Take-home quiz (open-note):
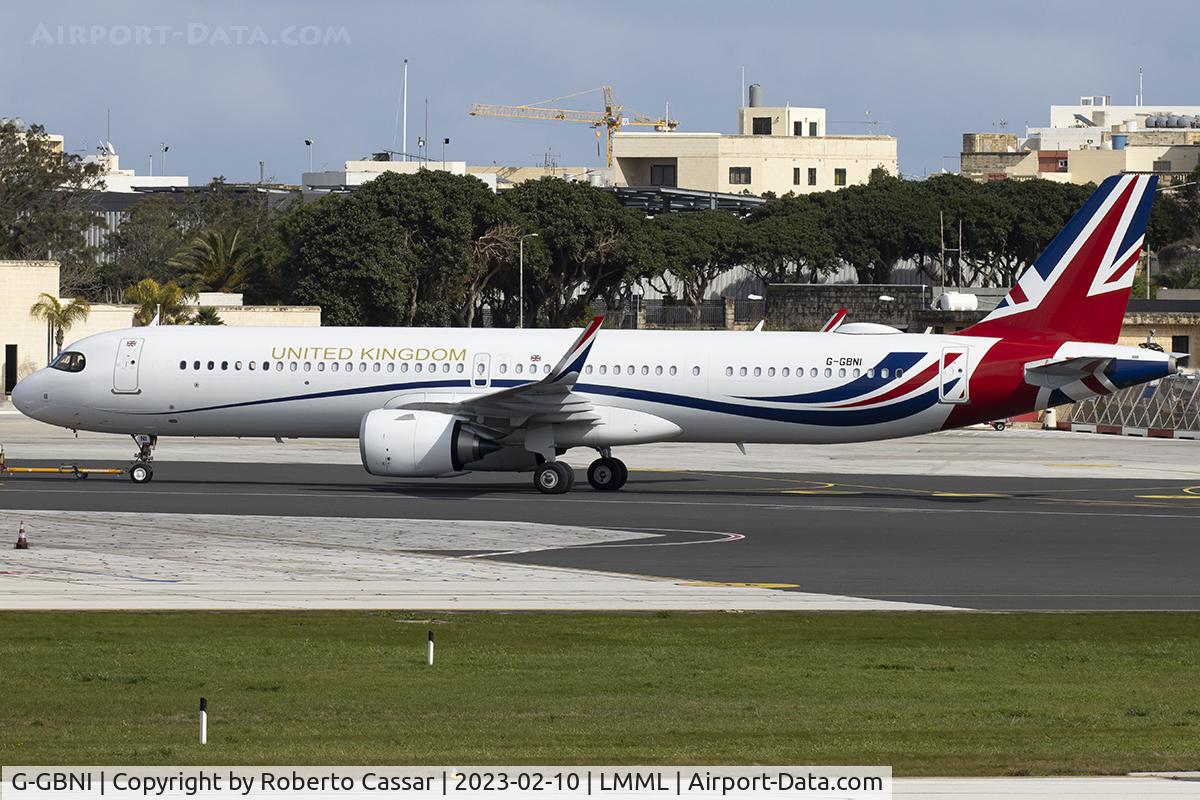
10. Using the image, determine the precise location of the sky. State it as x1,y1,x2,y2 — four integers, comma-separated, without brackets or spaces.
3,0,1198,185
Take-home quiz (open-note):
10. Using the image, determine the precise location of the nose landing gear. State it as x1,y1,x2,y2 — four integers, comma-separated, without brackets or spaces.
129,434,156,484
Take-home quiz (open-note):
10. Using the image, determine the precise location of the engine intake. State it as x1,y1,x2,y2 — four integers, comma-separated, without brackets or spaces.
360,409,501,477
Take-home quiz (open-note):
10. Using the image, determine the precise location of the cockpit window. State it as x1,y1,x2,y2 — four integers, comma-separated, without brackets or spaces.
50,351,86,373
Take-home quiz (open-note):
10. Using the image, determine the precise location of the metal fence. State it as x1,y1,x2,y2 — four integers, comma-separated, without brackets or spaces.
1067,372,1200,433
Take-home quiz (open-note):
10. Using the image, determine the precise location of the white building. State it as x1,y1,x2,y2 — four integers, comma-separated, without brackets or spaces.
962,95,1200,184
83,147,189,193
303,160,497,192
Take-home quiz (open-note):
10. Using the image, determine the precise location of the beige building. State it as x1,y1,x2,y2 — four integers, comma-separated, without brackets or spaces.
1,260,320,397
961,95,1200,184
612,85,898,196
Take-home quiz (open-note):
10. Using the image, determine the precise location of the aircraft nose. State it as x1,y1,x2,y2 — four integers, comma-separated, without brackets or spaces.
10,372,44,418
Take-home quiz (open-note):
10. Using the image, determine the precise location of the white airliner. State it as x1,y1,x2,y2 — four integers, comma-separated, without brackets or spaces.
11,174,1176,493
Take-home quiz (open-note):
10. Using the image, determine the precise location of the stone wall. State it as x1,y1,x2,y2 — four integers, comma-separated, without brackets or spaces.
765,284,932,331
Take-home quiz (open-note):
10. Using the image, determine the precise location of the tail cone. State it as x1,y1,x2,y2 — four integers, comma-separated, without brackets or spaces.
15,521,28,550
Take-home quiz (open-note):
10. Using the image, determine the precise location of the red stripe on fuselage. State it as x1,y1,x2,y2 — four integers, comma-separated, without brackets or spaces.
834,361,939,408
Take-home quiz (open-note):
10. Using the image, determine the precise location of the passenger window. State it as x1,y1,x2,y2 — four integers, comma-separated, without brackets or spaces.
627,365,634,375
249,361,256,371
194,360,201,370
725,367,733,376
179,360,186,370
768,367,776,377
585,365,593,375
852,368,860,377
753,367,762,377
318,362,326,372
455,363,463,373
810,367,818,378
359,362,367,372
896,368,904,378
207,361,215,370
426,362,435,373
655,365,663,376
881,368,890,379
476,363,486,375
824,367,832,377
221,361,229,370
544,364,551,374
387,363,395,373
782,367,790,377
276,361,284,371
415,363,423,373
867,369,874,378
262,361,270,371
371,363,379,373
515,363,524,374
400,363,409,373
235,361,242,371
614,365,621,375
331,362,340,372
739,367,747,377
642,365,650,375
304,362,312,372
344,362,353,372
442,363,450,373
498,363,507,374
599,365,608,375
838,368,846,378
290,362,298,372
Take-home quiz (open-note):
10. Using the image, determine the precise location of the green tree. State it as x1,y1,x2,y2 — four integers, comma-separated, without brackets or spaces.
743,194,836,284
501,178,642,327
28,293,90,356
168,227,254,293
650,211,747,323
0,122,104,296
101,194,187,295
190,306,225,325
276,190,414,326
825,169,938,284
124,279,194,326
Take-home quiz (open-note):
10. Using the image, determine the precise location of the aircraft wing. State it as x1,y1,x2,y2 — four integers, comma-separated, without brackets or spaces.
394,316,605,429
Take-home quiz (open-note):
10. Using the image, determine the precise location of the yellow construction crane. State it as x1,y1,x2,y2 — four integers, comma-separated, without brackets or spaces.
469,85,678,168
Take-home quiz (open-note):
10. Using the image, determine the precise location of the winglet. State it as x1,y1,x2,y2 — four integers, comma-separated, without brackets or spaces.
821,308,848,332
548,316,604,384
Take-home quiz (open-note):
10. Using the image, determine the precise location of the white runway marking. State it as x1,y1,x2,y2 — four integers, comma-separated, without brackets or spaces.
0,510,959,611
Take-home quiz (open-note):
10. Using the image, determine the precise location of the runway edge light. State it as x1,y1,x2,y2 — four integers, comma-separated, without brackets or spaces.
15,520,28,550
427,630,434,666
200,697,207,745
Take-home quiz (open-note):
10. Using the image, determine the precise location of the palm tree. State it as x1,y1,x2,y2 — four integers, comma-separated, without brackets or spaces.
29,293,90,357
123,279,194,326
168,227,254,293
190,306,224,325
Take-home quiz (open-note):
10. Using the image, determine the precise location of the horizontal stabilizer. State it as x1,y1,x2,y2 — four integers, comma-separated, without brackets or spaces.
1024,356,1112,389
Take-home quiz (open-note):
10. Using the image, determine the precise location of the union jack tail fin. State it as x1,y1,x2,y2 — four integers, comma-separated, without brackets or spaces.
959,174,1157,344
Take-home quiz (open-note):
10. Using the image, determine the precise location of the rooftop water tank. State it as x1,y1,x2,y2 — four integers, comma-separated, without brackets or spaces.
1112,133,1128,150
748,83,763,108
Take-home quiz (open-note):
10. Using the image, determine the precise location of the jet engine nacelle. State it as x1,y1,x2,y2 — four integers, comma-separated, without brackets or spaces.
360,409,501,477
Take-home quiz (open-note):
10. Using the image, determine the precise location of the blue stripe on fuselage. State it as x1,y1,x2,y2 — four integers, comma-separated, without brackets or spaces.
735,352,925,404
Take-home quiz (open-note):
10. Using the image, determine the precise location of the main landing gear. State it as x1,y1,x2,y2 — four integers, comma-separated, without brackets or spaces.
531,449,628,494
128,434,156,484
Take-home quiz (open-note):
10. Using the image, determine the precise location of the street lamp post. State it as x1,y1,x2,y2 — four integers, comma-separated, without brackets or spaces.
304,139,313,172
518,233,539,328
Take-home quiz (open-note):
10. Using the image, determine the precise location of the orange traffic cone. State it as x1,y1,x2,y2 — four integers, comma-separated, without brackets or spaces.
14,521,28,550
